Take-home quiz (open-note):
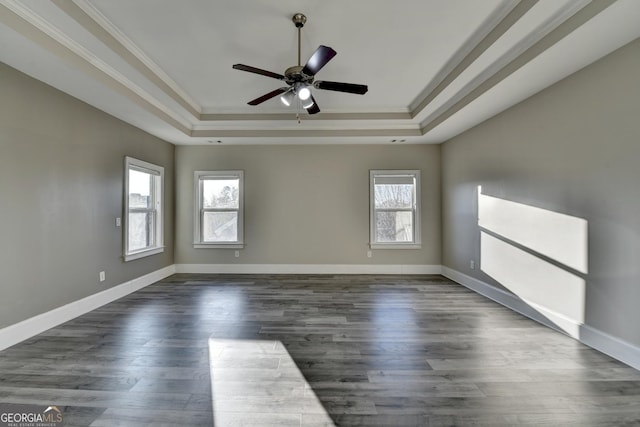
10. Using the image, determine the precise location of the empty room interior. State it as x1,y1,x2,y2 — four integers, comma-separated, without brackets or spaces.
1,0,640,426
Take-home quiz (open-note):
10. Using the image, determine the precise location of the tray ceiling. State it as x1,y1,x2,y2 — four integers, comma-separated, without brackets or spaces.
1,0,639,145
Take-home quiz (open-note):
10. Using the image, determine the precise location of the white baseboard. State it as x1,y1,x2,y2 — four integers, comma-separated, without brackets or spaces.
0,265,175,351
442,266,640,371
578,324,640,371
175,263,442,275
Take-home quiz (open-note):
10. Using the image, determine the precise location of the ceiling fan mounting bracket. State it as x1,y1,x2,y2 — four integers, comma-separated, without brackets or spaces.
292,13,307,28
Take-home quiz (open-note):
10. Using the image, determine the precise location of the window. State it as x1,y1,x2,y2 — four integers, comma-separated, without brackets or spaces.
194,171,244,248
124,157,164,261
370,170,421,249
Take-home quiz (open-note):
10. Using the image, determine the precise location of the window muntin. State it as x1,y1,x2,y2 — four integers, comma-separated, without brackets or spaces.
370,170,421,249
124,157,164,261
194,171,244,248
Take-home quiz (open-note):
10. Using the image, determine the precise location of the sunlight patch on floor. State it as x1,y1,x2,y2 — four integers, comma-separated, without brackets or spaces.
209,338,335,427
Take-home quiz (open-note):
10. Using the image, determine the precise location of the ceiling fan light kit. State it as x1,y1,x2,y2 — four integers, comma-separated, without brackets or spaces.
280,89,295,106
297,85,311,101
232,13,368,119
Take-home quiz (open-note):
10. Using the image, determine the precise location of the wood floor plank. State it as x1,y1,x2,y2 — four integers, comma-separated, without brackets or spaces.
0,273,638,426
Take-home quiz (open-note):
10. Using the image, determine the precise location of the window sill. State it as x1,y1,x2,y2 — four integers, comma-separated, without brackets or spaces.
124,246,164,262
370,243,422,250
194,243,244,249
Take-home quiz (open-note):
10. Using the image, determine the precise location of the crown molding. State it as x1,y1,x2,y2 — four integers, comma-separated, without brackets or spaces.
55,0,201,117
409,0,534,116
190,127,422,139
0,0,192,134
420,0,610,133
199,111,412,122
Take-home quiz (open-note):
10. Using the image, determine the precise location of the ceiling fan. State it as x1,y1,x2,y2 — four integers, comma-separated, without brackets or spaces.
232,13,368,115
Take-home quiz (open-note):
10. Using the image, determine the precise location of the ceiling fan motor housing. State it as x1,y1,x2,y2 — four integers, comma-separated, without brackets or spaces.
284,65,314,85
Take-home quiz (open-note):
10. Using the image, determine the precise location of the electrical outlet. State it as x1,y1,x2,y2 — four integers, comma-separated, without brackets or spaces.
470,260,475,270
99,271,106,282
115,217,121,227
234,250,240,258
367,250,372,258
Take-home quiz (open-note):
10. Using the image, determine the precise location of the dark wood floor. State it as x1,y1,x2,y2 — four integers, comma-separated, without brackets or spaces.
1,274,639,426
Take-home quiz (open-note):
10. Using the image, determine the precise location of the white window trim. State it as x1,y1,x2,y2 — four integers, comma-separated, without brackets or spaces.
123,157,165,262
369,169,421,250
194,170,244,249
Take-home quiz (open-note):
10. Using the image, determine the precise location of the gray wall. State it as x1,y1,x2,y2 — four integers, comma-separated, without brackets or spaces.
0,62,175,328
175,144,441,266
441,38,640,346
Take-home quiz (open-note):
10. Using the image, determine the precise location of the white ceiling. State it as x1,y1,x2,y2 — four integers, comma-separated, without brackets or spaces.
1,0,639,145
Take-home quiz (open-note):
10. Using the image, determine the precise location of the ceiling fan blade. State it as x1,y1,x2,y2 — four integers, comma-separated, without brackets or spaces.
315,80,368,95
247,88,287,105
301,45,336,76
233,64,285,80
306,95,320,115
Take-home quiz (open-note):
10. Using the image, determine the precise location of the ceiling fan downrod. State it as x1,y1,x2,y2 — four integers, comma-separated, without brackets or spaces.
292,13,307,67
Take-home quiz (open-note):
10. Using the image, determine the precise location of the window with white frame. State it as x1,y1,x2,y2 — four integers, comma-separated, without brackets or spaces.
370,170,421,249
194,170,244,248
124,157,164,261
